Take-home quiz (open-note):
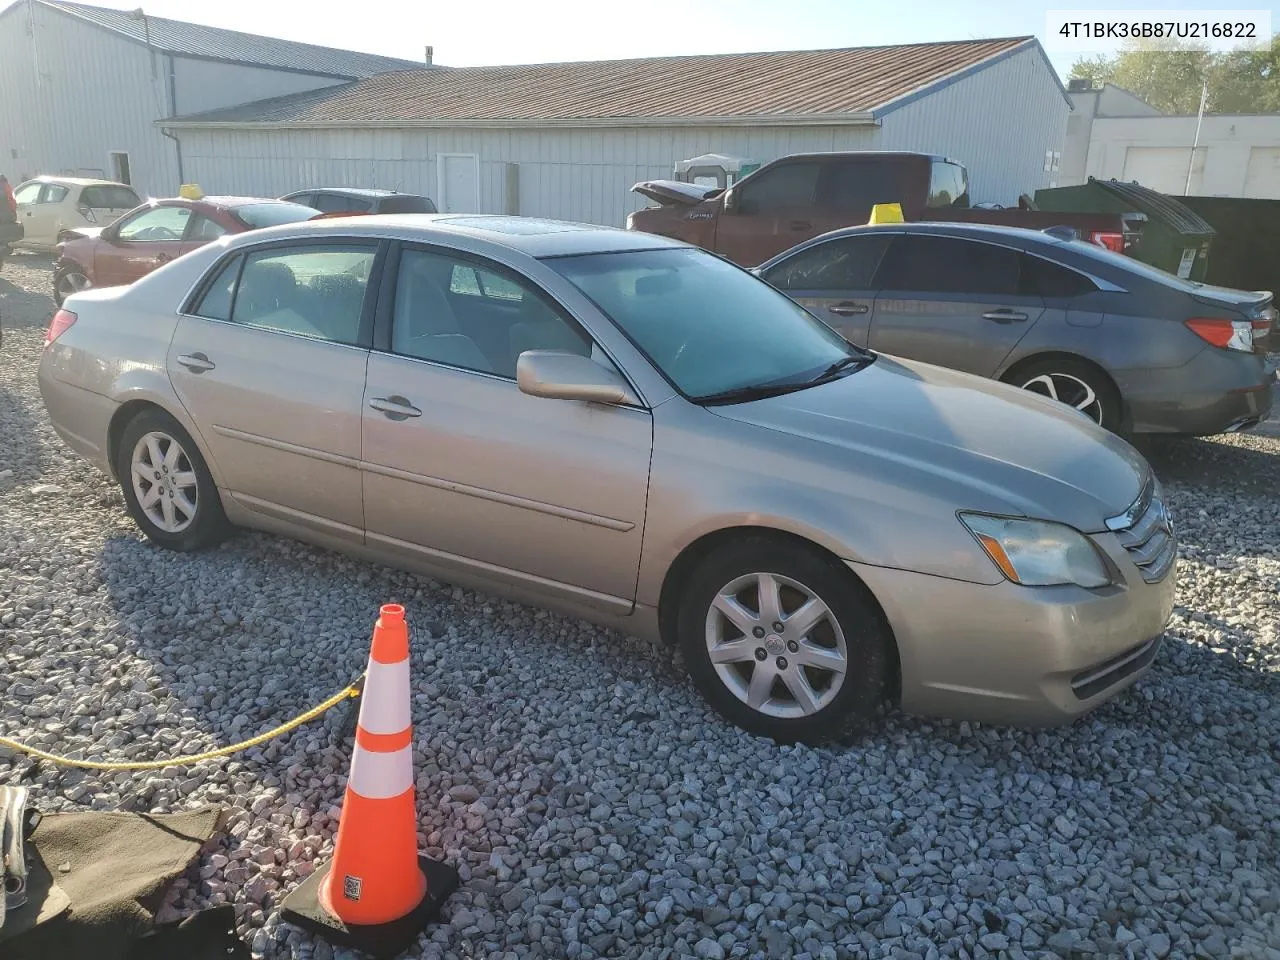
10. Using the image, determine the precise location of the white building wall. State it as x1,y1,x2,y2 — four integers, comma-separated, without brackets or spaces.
1084,115,1280,198
876,44,1069,205
171,57,349,117
177,124,882,226
0,1,177,194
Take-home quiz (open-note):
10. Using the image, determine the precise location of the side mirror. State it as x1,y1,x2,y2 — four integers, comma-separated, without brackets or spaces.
516,350,639,406
101,224,120,243
722,187,738,214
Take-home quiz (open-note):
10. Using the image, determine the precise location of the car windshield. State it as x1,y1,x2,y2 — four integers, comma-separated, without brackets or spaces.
546,247,861,402
233,202,322,229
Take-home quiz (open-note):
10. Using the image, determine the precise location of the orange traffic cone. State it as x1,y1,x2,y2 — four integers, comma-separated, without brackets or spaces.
282,604,459,958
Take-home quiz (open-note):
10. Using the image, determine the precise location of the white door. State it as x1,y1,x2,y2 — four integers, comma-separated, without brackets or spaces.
1244,148,1280,199
437,154,479,213
1122,146,1205,195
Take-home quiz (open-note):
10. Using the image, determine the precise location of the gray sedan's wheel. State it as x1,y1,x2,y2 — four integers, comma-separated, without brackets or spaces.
1009,357,1121,432
678,536,891,744
53,267,91,307
115,408,230,552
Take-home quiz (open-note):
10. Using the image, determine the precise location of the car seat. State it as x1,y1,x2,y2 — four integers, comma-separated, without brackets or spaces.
237,261,296,323
395,260,493,373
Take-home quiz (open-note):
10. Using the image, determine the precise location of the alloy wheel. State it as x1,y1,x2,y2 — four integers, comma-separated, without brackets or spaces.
55,271,91,302
704,572,848,719
1021,372,1103,423
130,431,199,534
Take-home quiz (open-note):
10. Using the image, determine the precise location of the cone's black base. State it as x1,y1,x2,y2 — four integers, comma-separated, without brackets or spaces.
281,856,460,959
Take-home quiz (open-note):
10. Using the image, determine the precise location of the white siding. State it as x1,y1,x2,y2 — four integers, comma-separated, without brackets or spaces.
1085,115,1280,198
0,1,178,194
171,57,348,116
877,45,1069,205
180,124,882,227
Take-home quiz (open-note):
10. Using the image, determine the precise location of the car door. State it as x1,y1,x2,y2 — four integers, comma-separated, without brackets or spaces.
12,182,43,245
94,205,197,287
361,244,653,612
868,234,1045,376
20,182,69,246
758,233,892,347
167,240,380,540
714,160,822,267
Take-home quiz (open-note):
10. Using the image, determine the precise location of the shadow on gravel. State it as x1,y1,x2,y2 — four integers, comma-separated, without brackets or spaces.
1135,436,1279,494
0,254,55,336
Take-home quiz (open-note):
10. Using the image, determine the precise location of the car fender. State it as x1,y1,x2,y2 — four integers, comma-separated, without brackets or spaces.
105,375,229,488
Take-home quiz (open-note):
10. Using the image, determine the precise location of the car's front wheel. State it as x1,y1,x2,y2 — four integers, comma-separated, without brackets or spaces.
53,265,92,307
115,408,230,551
677,535,891,744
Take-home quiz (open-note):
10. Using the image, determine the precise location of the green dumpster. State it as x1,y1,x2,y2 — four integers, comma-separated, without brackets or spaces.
1034,178,1215,282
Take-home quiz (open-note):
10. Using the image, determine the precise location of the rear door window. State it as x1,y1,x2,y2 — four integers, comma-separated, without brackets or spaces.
312,193,373,213
763,235,890,291
377,194,438,214
38,184,70,204
875,235,1020,296
1018,254,1097,298
81,185,141,209
187,214,229,242
821,160,913,215
228,243,377,345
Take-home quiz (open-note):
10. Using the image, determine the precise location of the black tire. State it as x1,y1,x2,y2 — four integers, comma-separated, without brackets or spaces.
52,264,91,308
1004,356,1123,433
677,535,891,744
115,408,230,552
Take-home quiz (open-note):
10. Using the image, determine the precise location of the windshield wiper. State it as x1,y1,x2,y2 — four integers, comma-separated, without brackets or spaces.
808,353,874,384
694,380,816,406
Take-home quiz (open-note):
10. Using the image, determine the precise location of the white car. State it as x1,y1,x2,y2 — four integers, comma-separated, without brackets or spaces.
12,177,142,250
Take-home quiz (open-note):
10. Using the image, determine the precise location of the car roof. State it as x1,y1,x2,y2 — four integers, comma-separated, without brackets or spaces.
24,176,135,188
813,221,1069,246
219,213,687,258
299,188,418,199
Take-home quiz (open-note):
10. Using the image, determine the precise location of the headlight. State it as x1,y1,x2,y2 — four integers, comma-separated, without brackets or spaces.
959,514,1111,588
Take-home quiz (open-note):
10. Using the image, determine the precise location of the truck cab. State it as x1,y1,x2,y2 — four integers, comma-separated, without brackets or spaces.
629,152,969,266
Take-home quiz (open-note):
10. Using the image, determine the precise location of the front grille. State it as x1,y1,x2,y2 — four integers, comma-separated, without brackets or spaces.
1107,477,1177,584
1071,636,1163,700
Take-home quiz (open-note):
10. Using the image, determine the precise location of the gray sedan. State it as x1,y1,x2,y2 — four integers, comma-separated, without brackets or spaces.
39,215,1174,742
756,222,1275,436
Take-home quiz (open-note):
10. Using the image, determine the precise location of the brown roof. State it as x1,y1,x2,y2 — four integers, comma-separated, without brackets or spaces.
166,36,1038,127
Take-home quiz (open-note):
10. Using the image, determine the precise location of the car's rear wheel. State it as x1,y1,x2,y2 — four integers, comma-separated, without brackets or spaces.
1007,357,1121,432
677,536,891,744
53,265,92,307
115,409,230,552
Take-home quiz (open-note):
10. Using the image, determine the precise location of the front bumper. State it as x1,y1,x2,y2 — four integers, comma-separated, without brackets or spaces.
849,534,1176,726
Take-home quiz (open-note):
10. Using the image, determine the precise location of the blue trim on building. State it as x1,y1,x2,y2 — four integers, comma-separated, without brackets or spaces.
873,40,1072,120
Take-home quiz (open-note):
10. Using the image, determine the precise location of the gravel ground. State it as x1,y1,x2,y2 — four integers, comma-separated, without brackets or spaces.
2,249,1280,960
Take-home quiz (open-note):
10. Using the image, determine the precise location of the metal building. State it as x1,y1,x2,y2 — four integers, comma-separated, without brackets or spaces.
163,36,1071,226
0,0,418,195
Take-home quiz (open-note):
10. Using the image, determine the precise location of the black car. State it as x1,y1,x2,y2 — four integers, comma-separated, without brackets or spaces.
278,188,437,216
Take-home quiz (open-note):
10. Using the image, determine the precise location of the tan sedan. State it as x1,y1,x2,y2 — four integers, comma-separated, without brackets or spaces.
38,215,1176,742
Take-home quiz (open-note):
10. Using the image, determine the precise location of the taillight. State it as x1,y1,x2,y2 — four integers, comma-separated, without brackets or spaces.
45,309,78,346
77,204,97,224
1185,317,1254,353
1089,231,1124,253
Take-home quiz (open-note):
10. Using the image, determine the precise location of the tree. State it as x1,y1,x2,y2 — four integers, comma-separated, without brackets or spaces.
1070,35,1280,113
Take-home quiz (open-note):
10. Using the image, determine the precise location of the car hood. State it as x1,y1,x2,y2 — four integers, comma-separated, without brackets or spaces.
631,180,722,206
709,355,1150,533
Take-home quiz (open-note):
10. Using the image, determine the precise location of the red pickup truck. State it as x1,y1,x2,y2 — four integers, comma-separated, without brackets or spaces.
627,152,1145,267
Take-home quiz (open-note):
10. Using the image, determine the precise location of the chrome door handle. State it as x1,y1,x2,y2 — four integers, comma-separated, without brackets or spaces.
982,310,1028,323
828,301,869,317
369,396,422,419
176,352,216,373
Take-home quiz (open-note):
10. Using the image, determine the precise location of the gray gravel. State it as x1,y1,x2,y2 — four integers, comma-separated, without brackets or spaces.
3,250,1280,960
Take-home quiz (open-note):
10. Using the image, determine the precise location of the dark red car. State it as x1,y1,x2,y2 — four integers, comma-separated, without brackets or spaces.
53,196,321,306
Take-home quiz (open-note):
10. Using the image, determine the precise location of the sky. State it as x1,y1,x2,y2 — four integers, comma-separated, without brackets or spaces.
68,0,1280,77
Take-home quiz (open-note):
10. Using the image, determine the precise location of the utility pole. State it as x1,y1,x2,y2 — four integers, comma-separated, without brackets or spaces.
1184,79,1208,196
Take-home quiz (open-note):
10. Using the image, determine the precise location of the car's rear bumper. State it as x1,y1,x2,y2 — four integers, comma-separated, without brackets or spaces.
37,359,117,475
849,536,1176,726
1121,351,1275,436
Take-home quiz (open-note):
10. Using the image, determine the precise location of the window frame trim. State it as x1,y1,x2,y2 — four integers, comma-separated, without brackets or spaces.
373,240,650,409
